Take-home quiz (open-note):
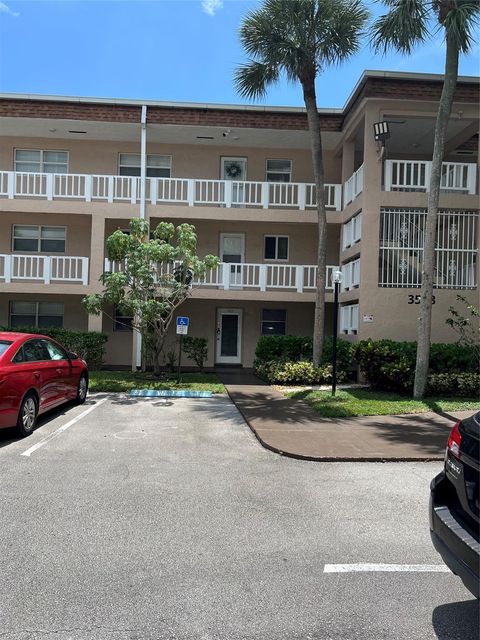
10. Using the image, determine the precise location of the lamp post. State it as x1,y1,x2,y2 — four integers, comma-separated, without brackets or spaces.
332,269,343,396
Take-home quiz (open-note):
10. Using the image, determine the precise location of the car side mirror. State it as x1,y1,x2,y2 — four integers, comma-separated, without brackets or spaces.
67,351,78,360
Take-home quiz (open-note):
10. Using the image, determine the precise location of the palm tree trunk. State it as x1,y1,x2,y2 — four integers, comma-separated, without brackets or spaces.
302,77,327,366
413,33,459,398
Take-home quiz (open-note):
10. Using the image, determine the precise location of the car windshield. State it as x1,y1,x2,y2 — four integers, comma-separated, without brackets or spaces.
0,340,13,356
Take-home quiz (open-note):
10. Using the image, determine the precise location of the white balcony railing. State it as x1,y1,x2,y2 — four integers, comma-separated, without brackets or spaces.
343,164,364,207
0,171,343,211
0,254,89,284
384,160,477,194
104,259,338,293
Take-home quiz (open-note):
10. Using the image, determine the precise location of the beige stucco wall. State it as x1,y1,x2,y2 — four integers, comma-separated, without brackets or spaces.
0,137,342,185
0,293,88,331
0,211,91,257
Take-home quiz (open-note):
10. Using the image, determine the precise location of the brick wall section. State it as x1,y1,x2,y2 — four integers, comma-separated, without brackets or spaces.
0,77,478,131
0,99,342,131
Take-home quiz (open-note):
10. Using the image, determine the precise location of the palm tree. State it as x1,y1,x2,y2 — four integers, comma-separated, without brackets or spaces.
371,0,479,398
235,0,369,365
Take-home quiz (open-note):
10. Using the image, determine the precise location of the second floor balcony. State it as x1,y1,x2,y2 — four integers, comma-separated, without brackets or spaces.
105,259,338,293
0,171,342,212
0,254,89,285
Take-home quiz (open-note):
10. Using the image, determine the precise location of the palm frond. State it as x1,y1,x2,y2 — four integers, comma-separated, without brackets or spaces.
437,0,480,54
234,61,280,100
370,0,430,54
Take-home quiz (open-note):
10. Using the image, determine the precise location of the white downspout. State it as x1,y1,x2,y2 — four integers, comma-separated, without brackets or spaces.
134,105,148,370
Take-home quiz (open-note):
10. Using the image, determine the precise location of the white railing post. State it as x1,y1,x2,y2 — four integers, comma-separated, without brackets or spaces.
43,256,51,284
259,264,267,291
130,178,137,204
82,257,89,285
334,185,342,211
295,265,303,293
424,162,432,192
261,182,269,209
7,172,14,199
108,176,114,203
466,164,476,195
4,255,11,282
298,183,306,210
222,263,230,290
187,179,195,206
46,174,54,201
150,179,158,205
224,181,233,208
85,175,92,202
384,160,392,192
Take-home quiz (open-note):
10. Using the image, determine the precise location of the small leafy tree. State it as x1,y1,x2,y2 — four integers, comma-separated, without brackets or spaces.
83,218,219,374
446,294,480,367
183,336,209,370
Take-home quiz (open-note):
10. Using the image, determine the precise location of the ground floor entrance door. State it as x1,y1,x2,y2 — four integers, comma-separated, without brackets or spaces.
216,308,242,365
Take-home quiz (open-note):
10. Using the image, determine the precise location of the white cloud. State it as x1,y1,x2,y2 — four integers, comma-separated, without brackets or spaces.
202,0,223,16
0,2,19,17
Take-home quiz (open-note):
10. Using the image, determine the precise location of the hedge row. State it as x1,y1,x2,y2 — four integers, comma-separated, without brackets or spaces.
255,361,341,385
354,339,478,394
1,326,107,369
254,335,353,376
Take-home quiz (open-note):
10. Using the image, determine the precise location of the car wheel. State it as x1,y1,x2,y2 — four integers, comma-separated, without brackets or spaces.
75,374,88,404
16,393,38,438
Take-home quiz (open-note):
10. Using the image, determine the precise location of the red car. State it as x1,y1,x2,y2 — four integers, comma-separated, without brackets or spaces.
0,332,88,437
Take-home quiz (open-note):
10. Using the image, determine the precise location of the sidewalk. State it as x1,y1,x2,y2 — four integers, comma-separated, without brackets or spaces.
218,370,476,461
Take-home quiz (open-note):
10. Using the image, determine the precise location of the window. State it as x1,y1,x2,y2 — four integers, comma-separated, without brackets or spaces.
12,226,66,253
340,304,358,335
14,149,68,174
0,340,12,357
379,208,478,289
10,301,64,328
42,339,67,361
261,309,286,335
266,159,292,183
119,154,171,178
114,306,133,332
343,213,362,249
342,258,361,291
264,236,289,260
13,339,50,363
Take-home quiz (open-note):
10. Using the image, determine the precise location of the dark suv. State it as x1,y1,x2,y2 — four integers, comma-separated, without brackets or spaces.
430,412,480,598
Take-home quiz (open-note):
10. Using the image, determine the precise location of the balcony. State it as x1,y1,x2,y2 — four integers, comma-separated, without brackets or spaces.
105,259,338,293
384,160,477,194
343,164,364,207
0,254,89,285
0,171,342,212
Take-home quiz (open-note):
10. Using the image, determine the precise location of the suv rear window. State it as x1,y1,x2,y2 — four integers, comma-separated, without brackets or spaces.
0,340,13,356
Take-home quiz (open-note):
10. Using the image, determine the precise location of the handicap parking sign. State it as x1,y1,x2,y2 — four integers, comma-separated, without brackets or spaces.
176,316,189,335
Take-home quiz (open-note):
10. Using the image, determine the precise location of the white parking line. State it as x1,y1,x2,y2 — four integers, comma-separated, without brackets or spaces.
20,397,109,457
324,563,450,573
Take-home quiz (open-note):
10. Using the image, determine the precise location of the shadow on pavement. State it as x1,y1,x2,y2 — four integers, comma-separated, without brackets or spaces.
432,599,479,639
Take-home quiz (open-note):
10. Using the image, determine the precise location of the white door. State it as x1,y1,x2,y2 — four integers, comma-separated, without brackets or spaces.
220,233,245,288
216,308,242,365
221,157,247,205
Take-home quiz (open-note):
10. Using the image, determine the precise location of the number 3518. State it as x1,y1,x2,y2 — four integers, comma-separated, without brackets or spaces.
408,295,436,305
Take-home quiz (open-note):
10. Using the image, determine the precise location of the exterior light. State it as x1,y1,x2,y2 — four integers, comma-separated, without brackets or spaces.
333,270,343,284
373,121,390,142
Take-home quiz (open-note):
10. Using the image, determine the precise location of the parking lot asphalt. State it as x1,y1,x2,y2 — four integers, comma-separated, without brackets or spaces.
0,394,478,640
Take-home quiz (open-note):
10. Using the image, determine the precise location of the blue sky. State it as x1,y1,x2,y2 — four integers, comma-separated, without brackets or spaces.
0,1,478,108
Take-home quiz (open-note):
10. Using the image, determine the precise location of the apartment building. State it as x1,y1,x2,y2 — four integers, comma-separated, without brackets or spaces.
0,70,478,369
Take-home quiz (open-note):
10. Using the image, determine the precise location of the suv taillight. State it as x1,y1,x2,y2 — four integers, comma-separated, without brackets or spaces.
447,420,462,458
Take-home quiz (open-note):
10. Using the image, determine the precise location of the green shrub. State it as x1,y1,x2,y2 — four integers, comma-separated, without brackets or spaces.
355,339,478,393
182,336,208,370
427,373,480,397
255,360,343,385
254,335,353,378
1,326,107,369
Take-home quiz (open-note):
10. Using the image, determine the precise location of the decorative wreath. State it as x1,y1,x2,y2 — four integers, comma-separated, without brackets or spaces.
225,162,242,179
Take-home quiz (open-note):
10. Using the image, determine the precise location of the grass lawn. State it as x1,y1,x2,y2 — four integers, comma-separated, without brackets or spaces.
286,388,479,418
88,370,225,394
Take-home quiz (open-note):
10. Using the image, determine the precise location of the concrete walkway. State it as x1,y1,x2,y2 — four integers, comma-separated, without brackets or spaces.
218,370,476,461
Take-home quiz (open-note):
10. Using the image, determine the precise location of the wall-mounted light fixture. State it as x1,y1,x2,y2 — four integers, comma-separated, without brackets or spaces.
373,121,390,144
